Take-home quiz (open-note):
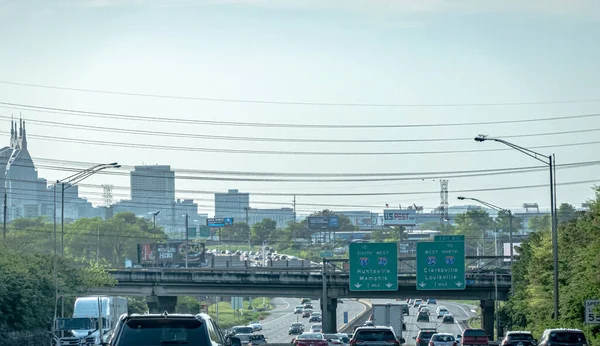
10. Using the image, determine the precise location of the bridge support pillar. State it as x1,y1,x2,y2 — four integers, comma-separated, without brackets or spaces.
480,300,495,339
321,298,338,333
147,296,178,314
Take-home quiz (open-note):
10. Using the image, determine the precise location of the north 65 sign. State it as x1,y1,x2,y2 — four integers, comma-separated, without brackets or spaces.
383,209,417,226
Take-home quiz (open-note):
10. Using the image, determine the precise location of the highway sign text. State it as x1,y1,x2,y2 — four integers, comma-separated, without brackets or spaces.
349,242,398,291
416,241,465,290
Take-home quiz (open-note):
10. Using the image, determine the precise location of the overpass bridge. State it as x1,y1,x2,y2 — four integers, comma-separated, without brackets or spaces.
91,265,511,336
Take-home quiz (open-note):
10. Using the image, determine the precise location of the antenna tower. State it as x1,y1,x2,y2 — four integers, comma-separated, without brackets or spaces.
102,184,114,219
439,179,449,222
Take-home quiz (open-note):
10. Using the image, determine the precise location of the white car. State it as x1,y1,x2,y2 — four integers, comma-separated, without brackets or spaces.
430,333,457,346
248,321,263,331
311,324,323,333
436,307,449,318
418,306,431,315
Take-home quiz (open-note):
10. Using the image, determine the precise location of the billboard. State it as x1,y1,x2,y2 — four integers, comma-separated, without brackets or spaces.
138,242,206,265
308,216,340,230
207,218,234,227
353,216,378,227
383,209,417,226
503,242,521,262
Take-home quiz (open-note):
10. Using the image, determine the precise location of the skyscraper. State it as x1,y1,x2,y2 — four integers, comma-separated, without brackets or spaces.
130,165,175,204
214,189,249,221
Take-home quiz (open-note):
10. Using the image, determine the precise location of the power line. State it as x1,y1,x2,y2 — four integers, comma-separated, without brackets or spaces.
27,155,600,178
3,115,600,144
2,101,600,128
2,80,600,107
7,130,600,156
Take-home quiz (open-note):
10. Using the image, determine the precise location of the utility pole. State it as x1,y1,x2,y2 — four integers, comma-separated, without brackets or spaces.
96,225,100,263
185,213,189,269
3,190,6,239
61,182,65,256
245,207,250,248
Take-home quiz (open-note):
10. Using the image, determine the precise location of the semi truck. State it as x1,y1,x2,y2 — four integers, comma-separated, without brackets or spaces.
371,303,406,342
55,296,127,346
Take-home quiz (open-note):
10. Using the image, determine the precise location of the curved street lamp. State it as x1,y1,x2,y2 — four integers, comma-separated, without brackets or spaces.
474,135,558,320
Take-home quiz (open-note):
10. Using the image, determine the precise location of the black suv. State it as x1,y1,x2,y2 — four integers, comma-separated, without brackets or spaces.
502,331,537,346
414,329,437,346
107,312,227,346
539,329,588,346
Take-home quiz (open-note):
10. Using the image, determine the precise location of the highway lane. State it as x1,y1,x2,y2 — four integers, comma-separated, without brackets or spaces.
260,298,368,343
367,299,477,346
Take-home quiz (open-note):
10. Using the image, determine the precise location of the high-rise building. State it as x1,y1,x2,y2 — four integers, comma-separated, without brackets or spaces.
214,189,249,221
131,165,175,203
0,118,98,222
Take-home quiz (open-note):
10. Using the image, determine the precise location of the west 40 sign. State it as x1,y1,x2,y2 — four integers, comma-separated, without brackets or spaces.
349,242,398,291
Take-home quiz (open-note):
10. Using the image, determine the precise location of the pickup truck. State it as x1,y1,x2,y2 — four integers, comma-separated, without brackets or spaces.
460,329,489,346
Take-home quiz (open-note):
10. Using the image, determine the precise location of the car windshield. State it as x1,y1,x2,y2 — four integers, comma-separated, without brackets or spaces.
299,333,324,339
355,330,396,341
325,334,340,339
234,327,255,334
250,335,265,340
419,332,436,339
120,319,203,345
549,332,586,343
433,335,455,342
508,334,533,341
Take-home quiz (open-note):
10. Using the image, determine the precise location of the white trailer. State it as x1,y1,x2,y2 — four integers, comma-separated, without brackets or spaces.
58,296,127,346
372,303,405,341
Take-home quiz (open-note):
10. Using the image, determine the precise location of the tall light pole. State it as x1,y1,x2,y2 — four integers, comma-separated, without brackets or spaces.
150,211,161,267
457,197,514,265
184,213,190,269
244,207,251,248
51,162,119,319
58,162,120,255
475,135,558,320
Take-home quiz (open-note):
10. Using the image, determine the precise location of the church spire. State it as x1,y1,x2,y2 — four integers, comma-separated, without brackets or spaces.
22,120,27,149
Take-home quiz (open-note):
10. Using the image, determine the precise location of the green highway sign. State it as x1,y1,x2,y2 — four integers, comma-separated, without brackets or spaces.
199,226,210,238
187,227,197,238
416,241,465,290
320,250,333,258
434,235,465,241
349,242,398,291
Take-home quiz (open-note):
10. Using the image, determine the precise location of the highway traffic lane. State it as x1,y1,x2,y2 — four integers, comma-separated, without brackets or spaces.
261,298,367,344
365,299,470,346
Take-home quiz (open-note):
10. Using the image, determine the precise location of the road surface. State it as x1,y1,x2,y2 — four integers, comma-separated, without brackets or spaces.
368,299,478,346
261,298,368,343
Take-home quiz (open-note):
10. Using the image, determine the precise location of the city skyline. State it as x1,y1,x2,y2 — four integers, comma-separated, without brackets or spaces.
1,0,599,216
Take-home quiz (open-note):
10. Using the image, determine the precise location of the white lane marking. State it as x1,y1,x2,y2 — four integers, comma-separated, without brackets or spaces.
262,298,293,325
455,304,472,318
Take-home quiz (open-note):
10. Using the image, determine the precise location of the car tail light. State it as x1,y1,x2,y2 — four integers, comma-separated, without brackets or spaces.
429,342,434,346
453,342,457,346
416,339,422,344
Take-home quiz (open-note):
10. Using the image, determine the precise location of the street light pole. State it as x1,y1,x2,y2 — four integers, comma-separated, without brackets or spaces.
475,135,558,320
58,163,120,257
185,213,189,269
245,207,250,248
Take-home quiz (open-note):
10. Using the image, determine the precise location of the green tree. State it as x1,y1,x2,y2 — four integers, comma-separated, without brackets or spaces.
454,209,494,239
252,218,277,243
528,214,551,233
499,186,600,343
557,203,578,224
221,222,250,242
494,210,522,234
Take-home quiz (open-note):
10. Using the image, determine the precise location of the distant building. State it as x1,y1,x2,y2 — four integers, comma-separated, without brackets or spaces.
214,189,249,221
336,211,378,229
131,165,175,204
0,119,100,222
247,208,294,228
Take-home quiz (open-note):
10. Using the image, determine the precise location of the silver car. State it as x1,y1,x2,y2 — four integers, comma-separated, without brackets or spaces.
430,333,456,346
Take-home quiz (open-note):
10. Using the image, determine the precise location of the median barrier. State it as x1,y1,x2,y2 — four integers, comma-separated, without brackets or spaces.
338,299,373,334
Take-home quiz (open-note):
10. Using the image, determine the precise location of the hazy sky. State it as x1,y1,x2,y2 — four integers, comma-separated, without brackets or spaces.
1,0,599,215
